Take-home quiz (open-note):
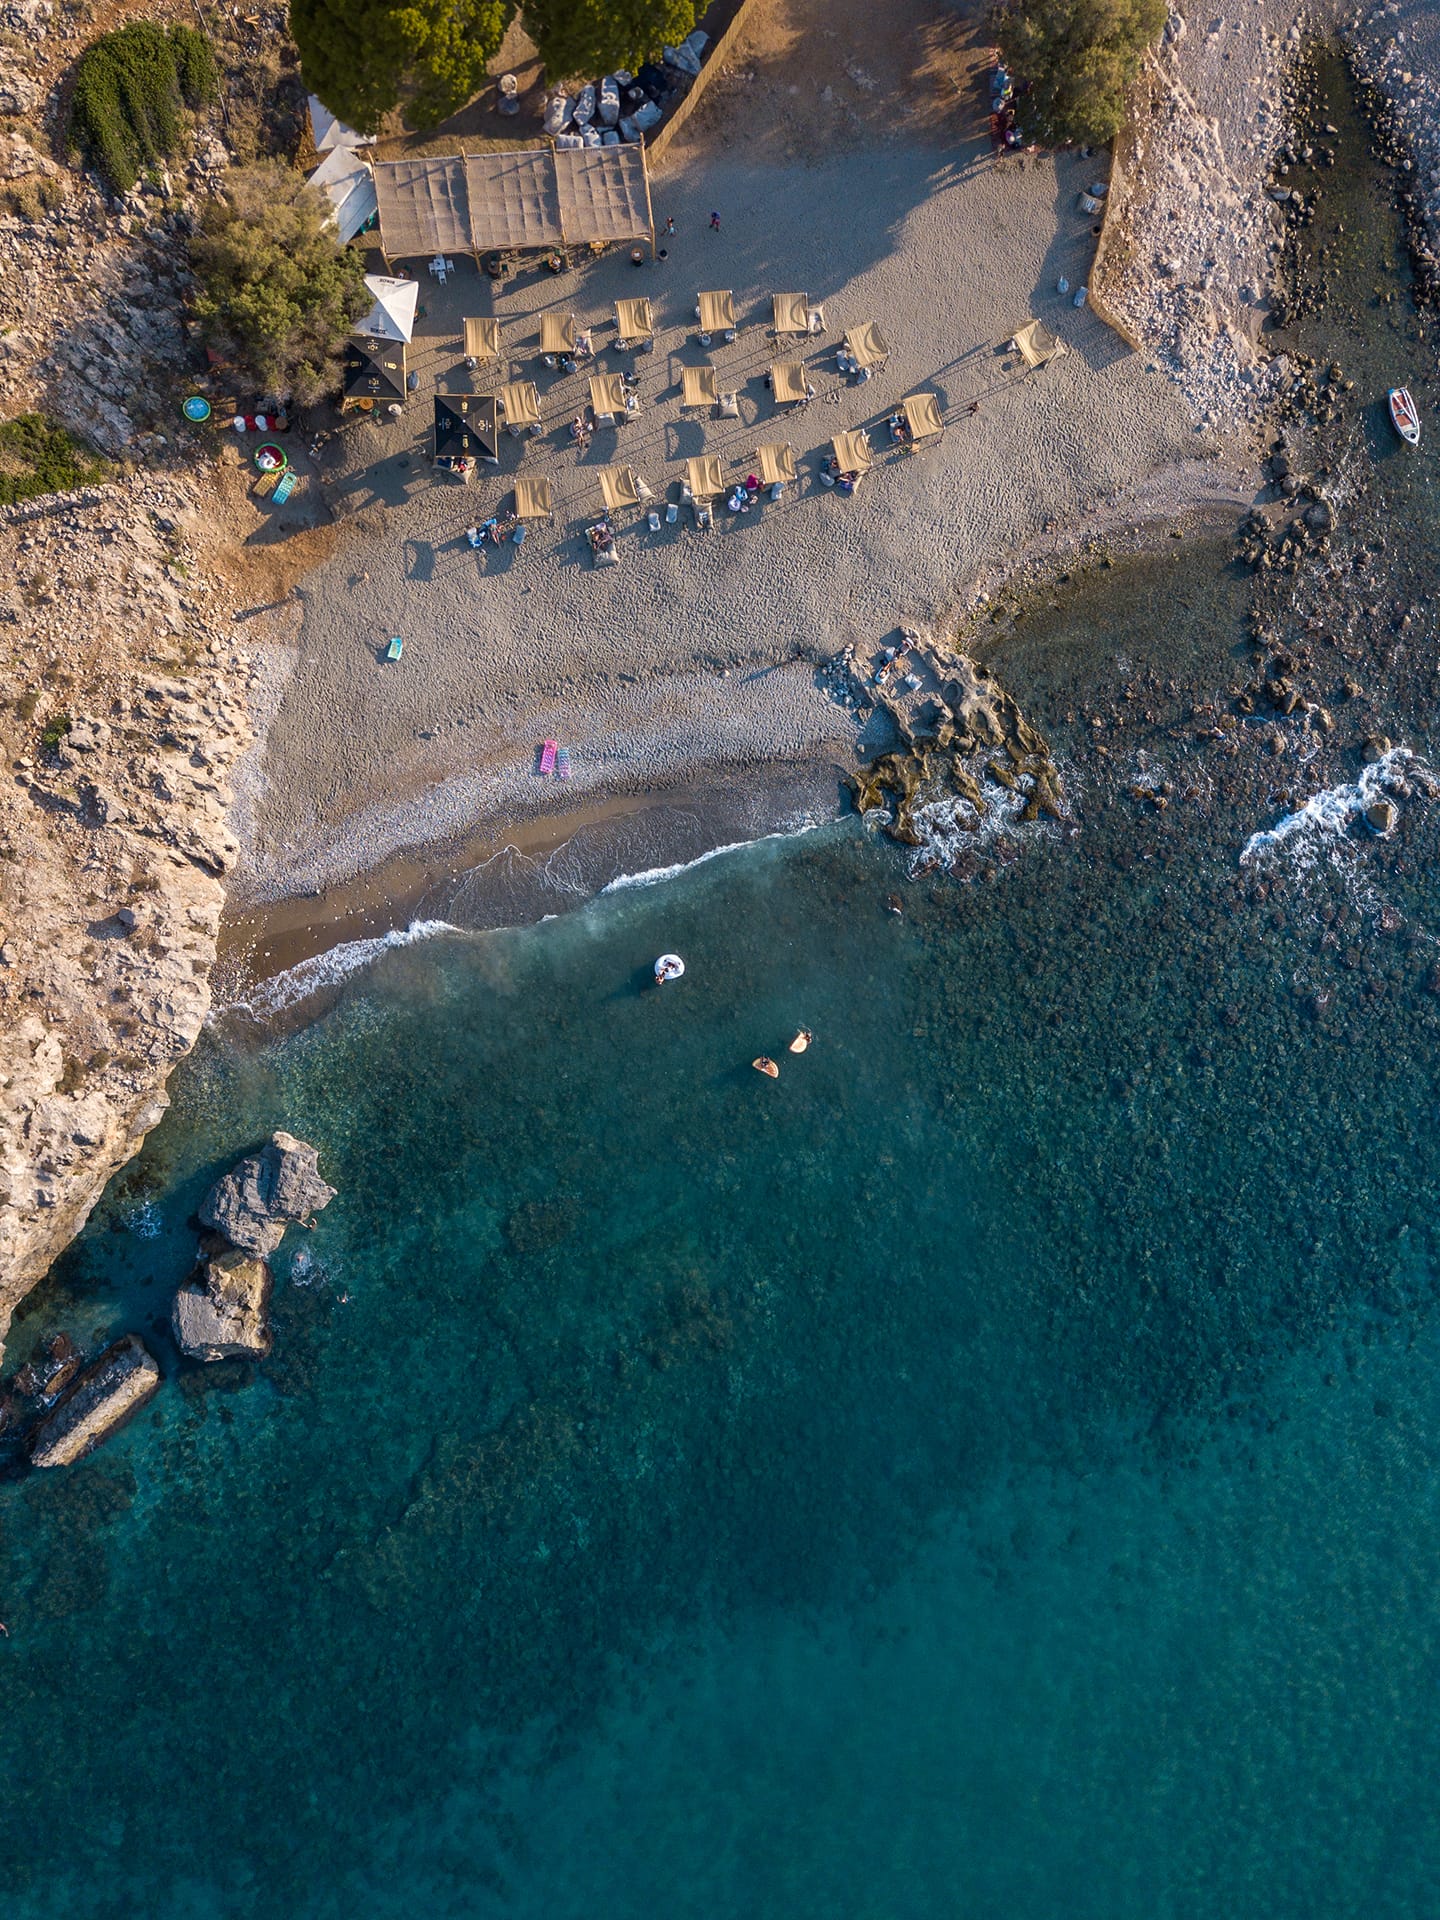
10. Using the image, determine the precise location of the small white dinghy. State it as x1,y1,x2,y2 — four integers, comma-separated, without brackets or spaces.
654,953,685,984
1388,386,1420,445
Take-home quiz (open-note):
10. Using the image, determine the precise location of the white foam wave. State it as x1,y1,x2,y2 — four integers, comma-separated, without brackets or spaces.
906,765,1068,875
600,818,826,894
223,919,459,1022
1240,749,1417,867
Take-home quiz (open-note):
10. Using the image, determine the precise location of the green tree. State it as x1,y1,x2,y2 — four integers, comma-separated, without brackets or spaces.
189,166,371,403
67,22,217,194
524,0,697,81
290,0,516,133
991,0,1165,146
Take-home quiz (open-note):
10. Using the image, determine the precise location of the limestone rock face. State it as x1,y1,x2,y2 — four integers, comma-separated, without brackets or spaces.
199,1132,336,1257
173,1248,273,1361
29,1333,161,1468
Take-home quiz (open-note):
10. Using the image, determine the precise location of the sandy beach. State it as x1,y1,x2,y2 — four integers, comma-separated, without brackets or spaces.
234,28,1224,919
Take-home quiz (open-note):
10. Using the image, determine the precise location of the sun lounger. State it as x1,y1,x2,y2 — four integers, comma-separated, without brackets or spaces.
556,747,571,778
513,523,527,545
665,501,679,524
647,509,661,531
386,636,403,660
539,739,557,774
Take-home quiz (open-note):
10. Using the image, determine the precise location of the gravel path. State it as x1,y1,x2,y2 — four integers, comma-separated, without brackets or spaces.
238,137,1204,904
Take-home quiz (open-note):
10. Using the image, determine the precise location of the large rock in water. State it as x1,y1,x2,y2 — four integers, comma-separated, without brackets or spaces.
29,1334,161,1468
172,1248,273,1361
198,1131,336,1257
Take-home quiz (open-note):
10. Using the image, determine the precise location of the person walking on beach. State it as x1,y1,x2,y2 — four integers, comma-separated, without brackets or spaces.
664,216,675,236
709,210,721,231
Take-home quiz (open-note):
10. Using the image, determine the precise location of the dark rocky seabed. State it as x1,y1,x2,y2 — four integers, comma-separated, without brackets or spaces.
5,51,1440,1919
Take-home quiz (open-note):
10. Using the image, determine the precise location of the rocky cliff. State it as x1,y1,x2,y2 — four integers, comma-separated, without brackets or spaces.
0,468,269,1357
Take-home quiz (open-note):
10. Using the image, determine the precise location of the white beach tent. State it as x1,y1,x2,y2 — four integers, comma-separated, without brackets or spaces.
307,146,378,246
354,274,420,346
309,94,377,152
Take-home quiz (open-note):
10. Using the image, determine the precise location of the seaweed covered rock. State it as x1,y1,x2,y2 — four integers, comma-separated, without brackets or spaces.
29,1334,160,1468
199,1131,335,1258
173,1248,274,1361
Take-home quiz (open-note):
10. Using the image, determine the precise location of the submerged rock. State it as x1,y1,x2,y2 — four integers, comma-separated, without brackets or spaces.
173,1248,274,1361
199,1131,336,1257
29,1334,160,1468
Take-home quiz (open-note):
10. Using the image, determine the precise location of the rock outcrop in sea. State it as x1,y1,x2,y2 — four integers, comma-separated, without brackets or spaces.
173,1248,274,1361
198,1131,336,1258
28,1332,160,1468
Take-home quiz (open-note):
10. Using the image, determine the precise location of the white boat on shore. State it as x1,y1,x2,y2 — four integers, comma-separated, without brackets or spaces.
1388,386,1420,445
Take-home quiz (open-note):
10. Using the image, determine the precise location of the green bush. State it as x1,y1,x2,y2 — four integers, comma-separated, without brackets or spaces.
68,22,217,194
0,414,108,508
991,0,1166,146
40,712,72,751
190,165,371,403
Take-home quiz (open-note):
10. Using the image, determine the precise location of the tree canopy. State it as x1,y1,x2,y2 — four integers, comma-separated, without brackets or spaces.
189,166,371,403
67,22,217,194
522,0,698,83
992,0,1165,146
289,0,517,133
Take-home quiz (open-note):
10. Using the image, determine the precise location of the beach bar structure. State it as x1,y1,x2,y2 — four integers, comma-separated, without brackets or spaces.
371,147,655,269
341,339,406,411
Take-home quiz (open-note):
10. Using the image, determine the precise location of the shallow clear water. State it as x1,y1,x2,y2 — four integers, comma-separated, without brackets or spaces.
8,51,1440,1919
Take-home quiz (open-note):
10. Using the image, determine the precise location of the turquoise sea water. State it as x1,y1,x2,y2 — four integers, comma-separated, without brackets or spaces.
8,51,1440,1917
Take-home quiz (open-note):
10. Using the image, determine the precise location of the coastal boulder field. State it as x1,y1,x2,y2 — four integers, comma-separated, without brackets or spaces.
27,1334,160,1469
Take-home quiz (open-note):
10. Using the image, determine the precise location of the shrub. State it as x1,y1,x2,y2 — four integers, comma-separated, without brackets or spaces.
0,174,66,222
189,165,371,403
991,0,1166,146
0,413,108,507
40,711,72,751
67,22,217,194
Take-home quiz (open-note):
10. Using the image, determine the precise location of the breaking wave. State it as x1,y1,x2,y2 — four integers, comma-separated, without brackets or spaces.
222,920,460,1023
1240,749,1419,867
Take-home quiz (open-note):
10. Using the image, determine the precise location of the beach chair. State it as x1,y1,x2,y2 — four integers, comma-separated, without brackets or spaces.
539,740,557,774
665,501,679,524
386,636,403,661
556,747,571,779
512,523,527,545
647,508,661,532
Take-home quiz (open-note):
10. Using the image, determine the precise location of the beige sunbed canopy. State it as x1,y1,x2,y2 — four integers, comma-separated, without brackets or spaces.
686,455,726,499
845,322,889,370
374,146,653,260
598,465,646,511
615,296,653,342
463,317,501,362
498,380,541,427
1012,320,1066,369
832,429,873,474
539,311,577,354
902,392,944,440
771,361,811,405
756,442,796,485
681,365,719,408
588,372,630,418
514,475,554,519
698,289,737,333
772,292,811,334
